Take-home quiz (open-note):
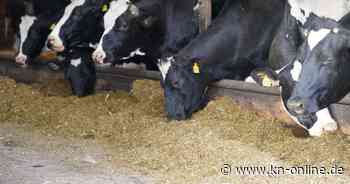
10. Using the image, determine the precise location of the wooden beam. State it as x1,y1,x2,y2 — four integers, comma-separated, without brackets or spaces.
198,0,212,32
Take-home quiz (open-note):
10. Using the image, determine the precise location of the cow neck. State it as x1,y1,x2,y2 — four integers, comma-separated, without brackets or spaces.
288,0,350,23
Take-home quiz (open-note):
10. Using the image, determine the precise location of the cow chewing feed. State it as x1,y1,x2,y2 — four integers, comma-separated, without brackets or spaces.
159,0,286,120
92,0,132,64
16,10,66,67
64,47,96,97
92,0,199,71
6,0,69,67
47,0,111,52
92,0,162,68
249,0,350,136
287,15,350,136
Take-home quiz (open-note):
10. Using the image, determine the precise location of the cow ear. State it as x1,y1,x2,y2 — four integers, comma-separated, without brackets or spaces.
248,68,280,87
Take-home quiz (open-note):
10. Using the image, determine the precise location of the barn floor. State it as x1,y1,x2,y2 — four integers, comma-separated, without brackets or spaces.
0,77,350,184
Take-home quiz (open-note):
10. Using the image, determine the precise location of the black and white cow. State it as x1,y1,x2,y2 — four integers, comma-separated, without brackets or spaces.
47,0,111,52
287,14,350,134
64,47,96,97
158,0,286,120
15,10,67,66
92,0,199,70
249,0,350,136
92,0,137,65
6,0,69,66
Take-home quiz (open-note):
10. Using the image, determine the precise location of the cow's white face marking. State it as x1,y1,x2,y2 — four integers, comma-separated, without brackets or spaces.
193,2,200,11
288,0,313,24
288,0,350,24
18,15,36,52
71,58,82,67
309,108,337,136
16,15,36,62
307,29,331,50
158,57,173,80
333,27,340,34
280,97,337,136
121,48,146,60
280,97,306,129
48,0,86,50
290,60,302,81
93,0,130,63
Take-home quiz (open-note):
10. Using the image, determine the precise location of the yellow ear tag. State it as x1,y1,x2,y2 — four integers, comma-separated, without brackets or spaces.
193,62,200,74
257,73,279,87
101,4,109,12
262,74,273,87
49,24,56,31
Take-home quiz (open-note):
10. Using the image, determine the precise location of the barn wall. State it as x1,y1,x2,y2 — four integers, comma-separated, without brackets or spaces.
0,0,6,42
0,0,13,49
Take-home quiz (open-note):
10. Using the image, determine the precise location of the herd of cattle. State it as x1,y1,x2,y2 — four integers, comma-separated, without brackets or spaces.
5,0,350,137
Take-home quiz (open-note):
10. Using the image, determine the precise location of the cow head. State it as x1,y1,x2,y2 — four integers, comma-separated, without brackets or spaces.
47,0,107,52
287,25,350,118
92,0,131,64
159,56,209,120
247,15,344,136
15,12,64,66
92,1,161,64
15,15,37,66
64,47,96,97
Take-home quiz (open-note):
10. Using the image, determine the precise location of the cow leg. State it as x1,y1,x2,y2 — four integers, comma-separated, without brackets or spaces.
308,108,338,137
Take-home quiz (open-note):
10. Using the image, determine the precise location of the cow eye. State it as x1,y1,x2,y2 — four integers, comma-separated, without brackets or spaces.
121,24,129,31
117,22,129,31
171,81,180,88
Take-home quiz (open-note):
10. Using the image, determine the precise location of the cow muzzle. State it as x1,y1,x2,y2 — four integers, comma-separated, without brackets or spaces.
167,111,187,121
92,49,106,64
47,36,65,52
15,53,28,67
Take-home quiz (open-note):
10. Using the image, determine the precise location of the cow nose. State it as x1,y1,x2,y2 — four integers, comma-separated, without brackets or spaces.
168,113,186,121
92,50,106,64
47,37,65,52
47,38,55,49
287,99,305,115
15,54,27,64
